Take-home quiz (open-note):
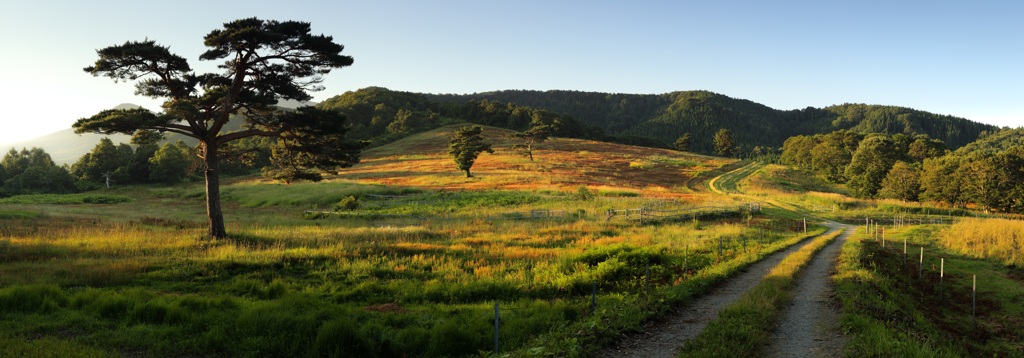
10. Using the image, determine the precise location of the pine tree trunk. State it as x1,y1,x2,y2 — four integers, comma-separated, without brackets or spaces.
204,141,227,238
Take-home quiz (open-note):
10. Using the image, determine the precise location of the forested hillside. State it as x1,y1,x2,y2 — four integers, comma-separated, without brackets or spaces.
316,87,602,147
426,90,997,153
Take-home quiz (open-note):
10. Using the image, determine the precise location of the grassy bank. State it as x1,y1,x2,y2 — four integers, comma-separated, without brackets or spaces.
835,225,1024,356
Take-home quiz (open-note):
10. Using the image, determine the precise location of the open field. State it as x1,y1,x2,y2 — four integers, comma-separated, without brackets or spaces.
3,125,1022,356
0,130,822,357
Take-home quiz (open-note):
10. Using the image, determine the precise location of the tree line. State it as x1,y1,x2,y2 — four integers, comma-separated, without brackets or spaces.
427,90,998,155
781,128,1024,213
315,87,602,147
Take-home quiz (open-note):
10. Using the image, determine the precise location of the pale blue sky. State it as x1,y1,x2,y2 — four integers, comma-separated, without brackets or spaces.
1,0,1021,145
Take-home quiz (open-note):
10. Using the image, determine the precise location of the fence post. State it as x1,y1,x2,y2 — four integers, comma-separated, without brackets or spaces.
803,218,806,234
903,238,907,267
919,247,924,278
494,302,500,354
972,275,977,320
591,281,597,314
940,258,945,297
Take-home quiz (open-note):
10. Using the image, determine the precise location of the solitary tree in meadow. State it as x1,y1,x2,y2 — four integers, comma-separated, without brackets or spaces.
448,125,493,177
713,128,737,157
73,18,361,238
511,114,555,161
674,133,692,152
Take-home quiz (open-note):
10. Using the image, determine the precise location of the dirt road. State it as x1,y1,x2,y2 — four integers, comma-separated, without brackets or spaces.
596,224,846,358
764,222,851,357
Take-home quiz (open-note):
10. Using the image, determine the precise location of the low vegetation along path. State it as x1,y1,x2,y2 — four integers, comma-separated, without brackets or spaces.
765,222,851,357
597,223,847,358
707,160,761,195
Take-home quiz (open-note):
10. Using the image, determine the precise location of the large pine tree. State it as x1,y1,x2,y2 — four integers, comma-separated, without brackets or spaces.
74,18,361,237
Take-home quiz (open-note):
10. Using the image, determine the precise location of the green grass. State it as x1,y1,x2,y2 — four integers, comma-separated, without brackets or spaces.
0,182,826,357
676,227,843,357
0,193,132,205
835,225,1024,356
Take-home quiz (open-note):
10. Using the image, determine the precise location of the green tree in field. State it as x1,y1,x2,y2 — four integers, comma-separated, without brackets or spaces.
72,137,136,187
810,140,851,183
713,128,737,157
780,135,817,168
149,141,193,183
1,148,76,196
448,125,493,177
73,18,360,238
511,113,556,161
262,107,366,183
845,135,901,198
959,151,1024,212
674,133,692,152
808,130,863,183
907,137,948,162
878,161,921,202
919,155,967,207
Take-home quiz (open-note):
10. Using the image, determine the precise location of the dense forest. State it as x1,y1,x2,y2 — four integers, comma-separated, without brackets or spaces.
781,128,1024,213
316,87,602,147
426,90,997,153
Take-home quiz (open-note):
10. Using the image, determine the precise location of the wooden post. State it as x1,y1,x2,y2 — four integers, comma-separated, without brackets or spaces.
591,281,597,314
803,217,806,234
919,247,924,278
940,258,945,291
881,227,885,248
903,238,907,267
972,275,977,322
494,303,500,354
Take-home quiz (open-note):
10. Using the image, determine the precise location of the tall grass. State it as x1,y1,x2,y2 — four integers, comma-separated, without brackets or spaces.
834,231,964,357
939,218,1024,266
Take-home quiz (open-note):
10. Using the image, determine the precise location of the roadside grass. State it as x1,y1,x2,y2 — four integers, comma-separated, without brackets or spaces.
938,218,1024,266
835,224,1024,356
518,225,829,357
676,227,844,357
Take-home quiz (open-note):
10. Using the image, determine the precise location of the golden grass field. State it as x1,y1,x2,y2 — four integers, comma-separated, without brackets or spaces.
340,125,733,196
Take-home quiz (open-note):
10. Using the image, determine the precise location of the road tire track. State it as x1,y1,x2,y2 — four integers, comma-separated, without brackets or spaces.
764,223,851,357
596,224,845,358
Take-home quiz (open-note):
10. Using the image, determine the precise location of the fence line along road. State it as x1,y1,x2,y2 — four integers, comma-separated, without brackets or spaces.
606,202,761,224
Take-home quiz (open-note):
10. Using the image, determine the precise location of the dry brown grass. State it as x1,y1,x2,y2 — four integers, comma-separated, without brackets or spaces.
338,125,731,197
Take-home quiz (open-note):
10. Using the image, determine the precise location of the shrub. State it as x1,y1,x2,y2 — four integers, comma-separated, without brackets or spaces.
574,186,595,201
334,195,360,211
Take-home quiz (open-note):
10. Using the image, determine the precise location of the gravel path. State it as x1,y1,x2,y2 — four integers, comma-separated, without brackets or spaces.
765,222,851,357
596,224,845,358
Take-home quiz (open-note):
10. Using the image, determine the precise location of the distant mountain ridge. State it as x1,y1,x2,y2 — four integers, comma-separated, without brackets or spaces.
8,88,1003,165
425,90,998,152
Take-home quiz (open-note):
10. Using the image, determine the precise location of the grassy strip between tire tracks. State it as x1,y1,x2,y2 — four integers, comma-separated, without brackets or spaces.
676,226,844,357
513,226,829,357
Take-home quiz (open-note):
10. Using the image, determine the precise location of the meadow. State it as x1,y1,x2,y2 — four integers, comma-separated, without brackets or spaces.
0,128,826,357
0,180,823,357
